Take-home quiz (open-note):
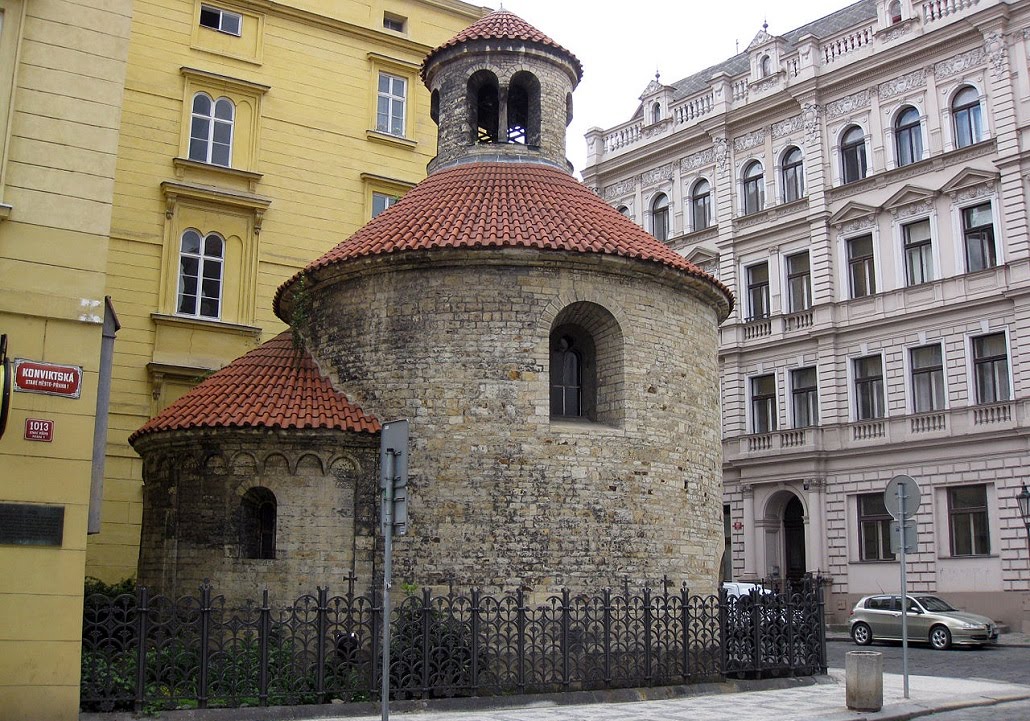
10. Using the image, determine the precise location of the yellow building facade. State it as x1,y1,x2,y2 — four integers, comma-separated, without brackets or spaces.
89,0,485,583
0,0,132,719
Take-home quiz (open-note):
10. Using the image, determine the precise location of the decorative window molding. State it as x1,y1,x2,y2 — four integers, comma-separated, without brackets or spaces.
360,172,415,221
178,67,269,174
191,1,263,64
367,53,419,143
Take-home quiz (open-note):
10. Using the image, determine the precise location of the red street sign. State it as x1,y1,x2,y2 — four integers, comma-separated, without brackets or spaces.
732,520,744,531
13,359,82,399
24,418,54,442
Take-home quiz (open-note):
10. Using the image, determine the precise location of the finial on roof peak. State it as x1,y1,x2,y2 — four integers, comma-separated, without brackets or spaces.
655,69,661,82
763,18,768,31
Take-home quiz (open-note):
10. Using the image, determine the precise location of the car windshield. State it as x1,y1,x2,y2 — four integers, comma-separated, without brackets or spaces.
915,596,956,612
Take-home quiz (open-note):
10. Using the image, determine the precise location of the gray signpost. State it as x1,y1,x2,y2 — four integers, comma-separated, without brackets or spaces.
379,420,409,721
884,474,921,700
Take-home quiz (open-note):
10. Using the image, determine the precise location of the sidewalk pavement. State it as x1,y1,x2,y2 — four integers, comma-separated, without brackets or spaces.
318,671,1030,721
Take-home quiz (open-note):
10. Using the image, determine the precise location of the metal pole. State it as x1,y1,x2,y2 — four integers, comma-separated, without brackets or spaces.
899,482,909,700
381,450,394,721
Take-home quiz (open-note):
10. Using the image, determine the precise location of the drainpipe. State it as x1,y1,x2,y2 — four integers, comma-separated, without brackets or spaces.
88,297,120,534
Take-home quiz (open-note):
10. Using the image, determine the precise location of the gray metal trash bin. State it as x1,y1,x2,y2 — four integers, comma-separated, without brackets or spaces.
846,650,883,711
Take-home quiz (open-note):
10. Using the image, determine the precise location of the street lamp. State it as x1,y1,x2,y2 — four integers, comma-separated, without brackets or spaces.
1018,484,1030,549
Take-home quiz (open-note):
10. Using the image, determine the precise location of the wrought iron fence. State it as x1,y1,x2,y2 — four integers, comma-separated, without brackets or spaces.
81,578,826,712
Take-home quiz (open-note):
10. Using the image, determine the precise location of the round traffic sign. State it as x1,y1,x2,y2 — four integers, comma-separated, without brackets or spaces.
884,474,921,520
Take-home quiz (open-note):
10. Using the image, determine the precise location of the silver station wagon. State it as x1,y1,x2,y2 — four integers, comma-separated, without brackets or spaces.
849,594,998,650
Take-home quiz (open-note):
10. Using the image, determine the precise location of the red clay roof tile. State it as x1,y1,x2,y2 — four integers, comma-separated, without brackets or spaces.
274,162,733,316
129,332,379,443
423,9,583,81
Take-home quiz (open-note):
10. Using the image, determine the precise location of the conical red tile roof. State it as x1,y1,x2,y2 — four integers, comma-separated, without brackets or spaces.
422,9,583,81
129,332,379,444
274,162,733,318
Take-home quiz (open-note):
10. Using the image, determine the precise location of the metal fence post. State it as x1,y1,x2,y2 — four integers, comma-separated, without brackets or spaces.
680,584,690,683
258,589,270,707
198,582,211,709
516,587,526,695
643,587,653,685
134,586,149,713
561,588,570,691
316,586,328,702
816,577,828,674
470,588,480,695
602,588,612,687
370,585,382,700
421,587,432,699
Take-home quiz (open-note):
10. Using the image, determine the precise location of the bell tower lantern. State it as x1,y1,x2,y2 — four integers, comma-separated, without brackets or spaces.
421,10,583,174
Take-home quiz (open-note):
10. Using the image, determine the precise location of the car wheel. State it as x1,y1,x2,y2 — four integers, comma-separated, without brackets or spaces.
851,622,872,646
930,625,952,650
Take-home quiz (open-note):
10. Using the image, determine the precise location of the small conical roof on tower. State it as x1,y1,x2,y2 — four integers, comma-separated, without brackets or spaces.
129,332,379,445
422,8,583,82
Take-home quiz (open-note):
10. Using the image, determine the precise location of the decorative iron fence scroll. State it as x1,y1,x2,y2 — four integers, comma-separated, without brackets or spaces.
81,577,826,712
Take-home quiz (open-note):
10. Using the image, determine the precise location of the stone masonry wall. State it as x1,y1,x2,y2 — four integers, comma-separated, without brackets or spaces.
303,250,725,597
136,429,378,604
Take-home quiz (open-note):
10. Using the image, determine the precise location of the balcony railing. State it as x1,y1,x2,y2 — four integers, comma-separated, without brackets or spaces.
922,0,980,22
784,310,814,331
821,24,874,64
852,419,886,441
973,401,1011,425
910,412,947,433
743,317,772,340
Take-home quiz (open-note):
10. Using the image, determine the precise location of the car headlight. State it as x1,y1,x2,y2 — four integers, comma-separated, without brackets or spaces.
957,622,984,630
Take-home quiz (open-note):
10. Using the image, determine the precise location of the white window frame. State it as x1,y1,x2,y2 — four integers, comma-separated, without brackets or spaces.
778,145,805,204
886,102,928,170
371,191,399,218
199,4,242,36
897,215,938,287
376,72,407,137
944,82,989,152
848,351,887,422
965,328,1013,405
789,366,819,429
649,191,671,241
176,229,225,321
689,177,712,232
903,341,948,415
832,121,872,186
952,196,1002,272
783,249,812,313
839,230,880,301
742,259,772,322
188,92,235,167
748,371,779,435
741,162,766,217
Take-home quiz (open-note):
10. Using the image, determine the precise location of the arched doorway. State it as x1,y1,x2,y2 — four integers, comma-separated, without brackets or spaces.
783,496,806,583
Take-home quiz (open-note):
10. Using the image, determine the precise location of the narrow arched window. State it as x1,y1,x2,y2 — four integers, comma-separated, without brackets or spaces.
952,86,983,148
616,205,630,216
177,229,224,319
189,93,234,166
760,55,772,77
467,70,499,144
651,193,670,241
549,335,582,417
841,125,867,183
888,0,902,23
781,146,804,202
742,161,764,215
240,487,276,559
895,106,922,167
652,102,661,124
691,179,711,231
508,71,541,145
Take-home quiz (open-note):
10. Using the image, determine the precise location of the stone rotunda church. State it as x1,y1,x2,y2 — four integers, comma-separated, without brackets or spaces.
131,10,734,603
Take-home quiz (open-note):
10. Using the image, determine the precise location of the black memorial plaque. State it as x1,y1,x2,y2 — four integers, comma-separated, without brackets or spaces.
0,503,64,546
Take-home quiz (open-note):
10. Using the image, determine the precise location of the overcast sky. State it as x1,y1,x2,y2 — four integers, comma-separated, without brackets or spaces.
498,0,852,174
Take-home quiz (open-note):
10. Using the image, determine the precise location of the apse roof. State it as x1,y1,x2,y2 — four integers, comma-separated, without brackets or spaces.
273,162,733,319
129,332,379,444
422,9,583,81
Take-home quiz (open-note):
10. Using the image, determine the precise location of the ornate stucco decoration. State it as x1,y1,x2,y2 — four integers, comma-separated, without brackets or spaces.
934,47,986,81
802,103,822,142
982,30,1008,79
825,90,870,119
714,137,730,170
771,115,802,140
940,168,999,202
733,129,765,153
681,148,716,172
878,69,926,101
640,164,674,187
603,178,637,200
